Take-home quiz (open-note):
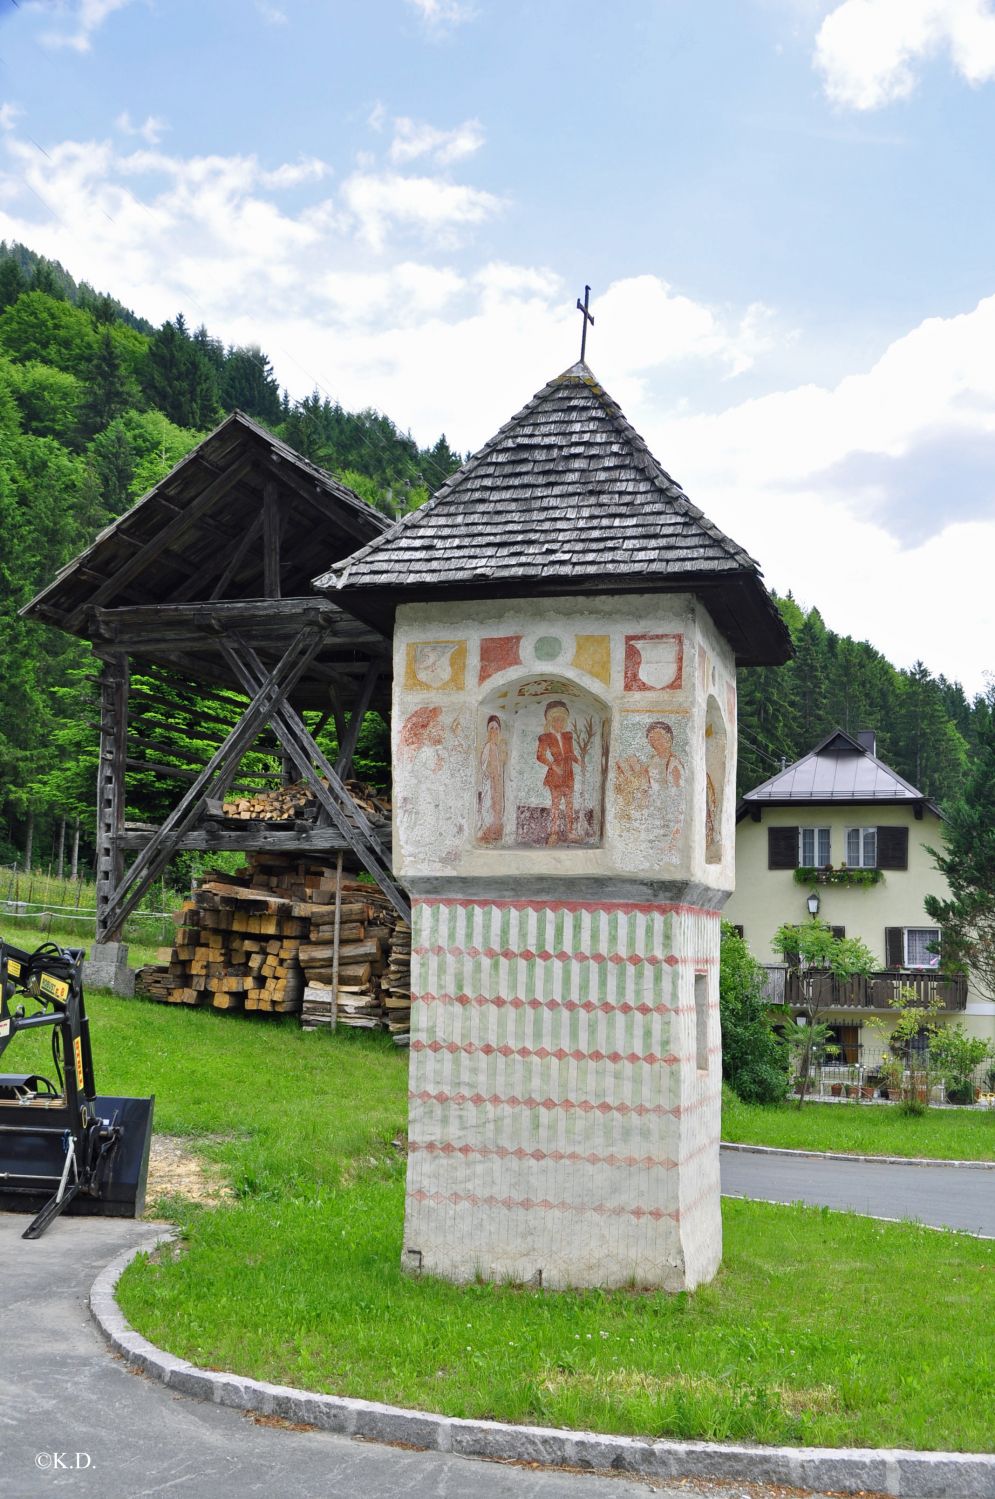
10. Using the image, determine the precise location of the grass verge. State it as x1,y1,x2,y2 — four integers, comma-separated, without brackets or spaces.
38,990,982,1454
722,1088,995,1161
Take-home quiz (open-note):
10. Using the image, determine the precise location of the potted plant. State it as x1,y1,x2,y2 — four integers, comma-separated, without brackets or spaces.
930,1025,994,1106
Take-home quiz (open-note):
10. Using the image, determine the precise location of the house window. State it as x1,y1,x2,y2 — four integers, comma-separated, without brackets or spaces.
905,928,940,969
845,827,877,868
799,827,831,866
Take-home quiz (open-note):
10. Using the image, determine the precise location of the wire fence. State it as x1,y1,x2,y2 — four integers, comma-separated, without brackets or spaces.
0,866,178,949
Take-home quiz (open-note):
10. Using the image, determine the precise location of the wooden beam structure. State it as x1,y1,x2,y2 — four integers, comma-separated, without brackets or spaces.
95,653,129,942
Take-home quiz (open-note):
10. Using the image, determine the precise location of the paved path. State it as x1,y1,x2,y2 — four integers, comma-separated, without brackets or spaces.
1,1214,842,1499
721,1147,995,1236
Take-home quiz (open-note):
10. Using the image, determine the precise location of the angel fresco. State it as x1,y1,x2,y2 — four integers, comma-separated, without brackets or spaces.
615,719,686,862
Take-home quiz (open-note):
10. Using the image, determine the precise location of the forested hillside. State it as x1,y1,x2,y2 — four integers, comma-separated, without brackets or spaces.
0,242,984,879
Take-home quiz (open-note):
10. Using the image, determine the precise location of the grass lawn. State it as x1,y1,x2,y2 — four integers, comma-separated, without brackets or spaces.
25,989,979,1455
722,1088,995,1162
2,920,164,969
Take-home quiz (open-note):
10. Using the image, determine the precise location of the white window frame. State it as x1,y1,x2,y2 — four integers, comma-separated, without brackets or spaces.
904,927,940,969
798,826,831,867
845,826,877,868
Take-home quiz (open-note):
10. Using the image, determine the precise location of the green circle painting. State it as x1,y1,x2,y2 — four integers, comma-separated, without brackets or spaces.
533,636,563,661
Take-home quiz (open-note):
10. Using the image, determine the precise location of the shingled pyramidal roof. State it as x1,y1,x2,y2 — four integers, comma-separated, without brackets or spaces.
316,361,791,665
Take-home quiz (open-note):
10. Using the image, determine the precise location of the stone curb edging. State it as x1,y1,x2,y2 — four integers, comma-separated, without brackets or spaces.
90,1235,995,1499
721,1142,995,1170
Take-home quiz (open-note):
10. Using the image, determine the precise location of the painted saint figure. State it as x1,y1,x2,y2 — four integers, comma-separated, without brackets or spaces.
478,713,508,843
615,719,686,862
536,699,580,845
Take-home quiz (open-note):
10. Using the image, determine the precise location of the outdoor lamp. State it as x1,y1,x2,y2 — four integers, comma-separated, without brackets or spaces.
806,891,820,917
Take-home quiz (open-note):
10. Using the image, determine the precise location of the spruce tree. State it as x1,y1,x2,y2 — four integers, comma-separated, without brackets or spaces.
925,689,995,1001
0,257,25,312
78,330,135,437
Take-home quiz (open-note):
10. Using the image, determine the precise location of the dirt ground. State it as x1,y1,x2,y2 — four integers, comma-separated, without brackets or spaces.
146,1134,232,1207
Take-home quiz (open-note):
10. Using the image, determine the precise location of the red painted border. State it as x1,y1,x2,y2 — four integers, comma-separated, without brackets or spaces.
414,896,720,918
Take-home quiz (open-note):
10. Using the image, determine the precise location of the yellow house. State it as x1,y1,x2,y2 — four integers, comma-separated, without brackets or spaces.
724,729,995,1071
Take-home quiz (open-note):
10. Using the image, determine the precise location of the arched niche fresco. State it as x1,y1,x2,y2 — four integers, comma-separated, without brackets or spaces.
704,694,727,865
613,711,689,866
476,676,610,848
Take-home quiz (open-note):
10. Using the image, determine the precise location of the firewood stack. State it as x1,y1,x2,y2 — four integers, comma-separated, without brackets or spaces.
222,783,314,821
299,877,397,1031
382,921,412,1044
221,779,391,823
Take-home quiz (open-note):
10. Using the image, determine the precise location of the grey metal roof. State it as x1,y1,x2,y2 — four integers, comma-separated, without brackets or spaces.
315,362,791,666
741,729,937,808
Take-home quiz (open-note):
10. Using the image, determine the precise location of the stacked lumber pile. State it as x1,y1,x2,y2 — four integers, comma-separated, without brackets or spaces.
221,779,391,823
382,921,412,1044
162,877,309,1012
139,853,413,1035
299,877,397,1031
135,963,172,1002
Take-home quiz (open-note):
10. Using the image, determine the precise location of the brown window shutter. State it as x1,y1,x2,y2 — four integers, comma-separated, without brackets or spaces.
885,927,904,968
731,924,744,939
877,826,909,870
768,826,799,869
830,925,846,940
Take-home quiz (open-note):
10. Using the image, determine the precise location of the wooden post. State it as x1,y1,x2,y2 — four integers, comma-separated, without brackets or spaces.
95,653,129,943
330,850,343,1032
70,816,80,882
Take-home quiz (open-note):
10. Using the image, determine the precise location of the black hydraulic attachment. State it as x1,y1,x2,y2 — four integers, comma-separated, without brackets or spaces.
0,939,153,1238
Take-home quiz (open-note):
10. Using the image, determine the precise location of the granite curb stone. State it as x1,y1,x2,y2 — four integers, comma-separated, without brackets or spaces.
721,1141,995,1169
90,1235,995,1498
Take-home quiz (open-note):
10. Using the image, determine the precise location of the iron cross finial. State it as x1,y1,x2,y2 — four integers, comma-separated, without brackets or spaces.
576,284,594,362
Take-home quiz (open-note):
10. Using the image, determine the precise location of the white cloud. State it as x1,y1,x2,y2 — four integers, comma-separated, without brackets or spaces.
340,169,502,250
0,120,990,689
116,111,168,146
404,0,475,27
256,1,288,22
816,0,995,109
0,104,23,133
40,0,136,53
389,116,485,165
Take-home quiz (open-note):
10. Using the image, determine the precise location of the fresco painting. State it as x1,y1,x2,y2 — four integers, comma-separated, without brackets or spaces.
704,695,727,865
477,713,509,842
571,633,611,686
614,710,690,865
404,639,467,692
475,677,608,848
479,634,523,684
623,633,683,692
397,704,468,864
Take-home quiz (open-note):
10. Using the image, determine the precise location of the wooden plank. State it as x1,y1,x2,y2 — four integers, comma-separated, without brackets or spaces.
66,455,255,631
220,639,409,922
99,626,324,938
95,652,129,942
263,481,282,600
335,659,380,779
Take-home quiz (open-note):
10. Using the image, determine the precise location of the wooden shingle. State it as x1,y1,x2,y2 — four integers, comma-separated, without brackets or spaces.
314,362,791,666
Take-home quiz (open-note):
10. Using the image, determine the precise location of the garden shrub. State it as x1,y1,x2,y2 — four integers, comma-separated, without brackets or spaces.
719,922,788,1104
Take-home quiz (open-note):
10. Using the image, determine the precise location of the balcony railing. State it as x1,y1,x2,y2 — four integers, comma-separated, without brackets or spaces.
761,966,968,1011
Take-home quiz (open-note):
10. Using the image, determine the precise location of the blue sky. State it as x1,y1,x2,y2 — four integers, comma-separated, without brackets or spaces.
2,0,995,692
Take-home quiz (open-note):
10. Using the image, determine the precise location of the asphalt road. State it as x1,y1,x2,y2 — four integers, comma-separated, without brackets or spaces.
1,1214,844,1499
720,1147,995,1236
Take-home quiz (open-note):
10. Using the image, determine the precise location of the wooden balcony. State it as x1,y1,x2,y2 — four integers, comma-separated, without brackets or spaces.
761,966,968,1012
